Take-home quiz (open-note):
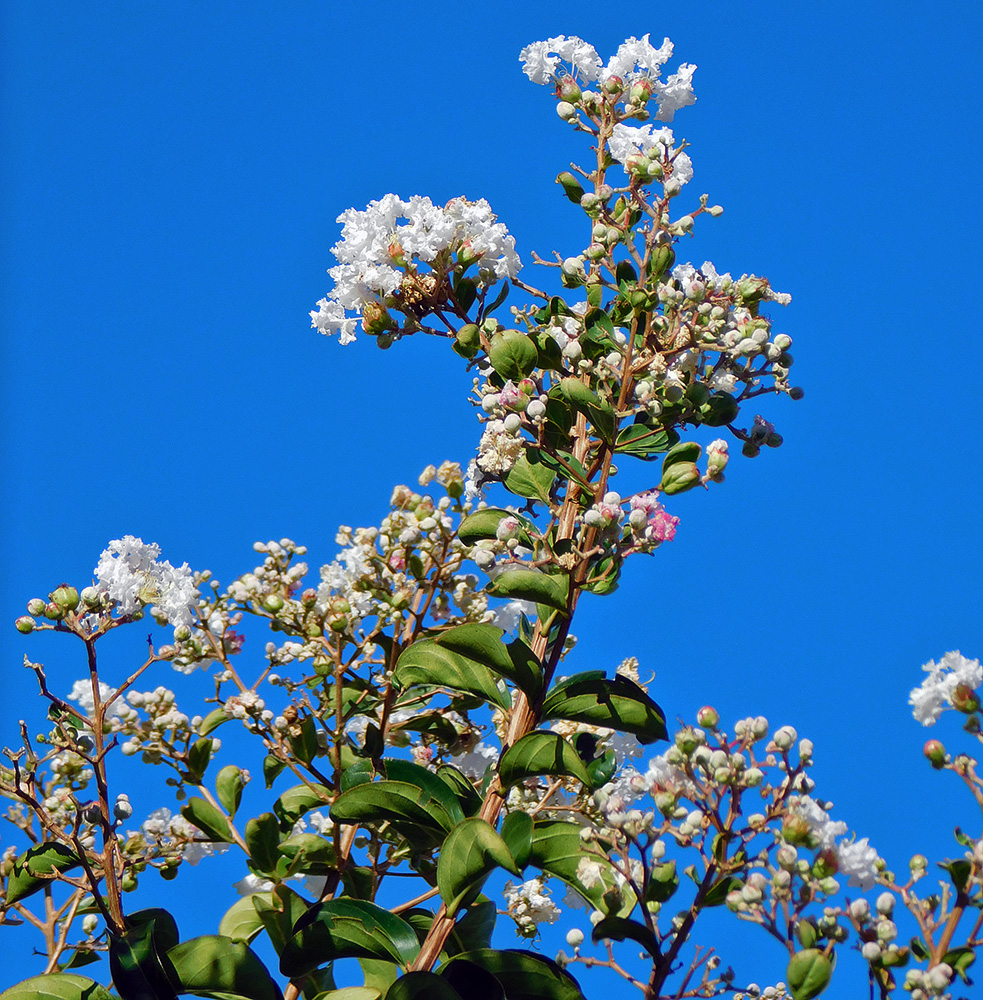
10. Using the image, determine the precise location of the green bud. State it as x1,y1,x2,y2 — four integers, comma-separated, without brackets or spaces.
376,333,394,350
661,461,701,495
742,441,761,458
556,76,582,103
796,917,819,949
786,949,833,1000
26,598,46,616
15,616,35,634
80,587,101,607
50,585,80,611
696,706,719,729
684,382,709,407
45,602,65,621
652,243,675,279
951,683,979,714
262,595,285,614
453,323,481,359
923,739,946,768
766,433,784,448
789,386,805,400
556,171,586,204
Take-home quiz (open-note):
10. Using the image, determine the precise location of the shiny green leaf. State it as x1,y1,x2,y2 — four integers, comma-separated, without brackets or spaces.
786,949,833,1000
253,885,309,956
5,842,81,905
503,451,555,505
245,813,281,874
0,974,115,1000
166,935,282,1000
216,766,244,819
395,639,510,711
433,624,543,700
384,974,462,1000
614,423,672,459
219,894,268,944
180,797,234,844
329,781,454,841
542,671,667,744
486,571,569,614
590,917,660,960
272,783,331,831
437,818,520,916
198,709,230,736
441,950,587,1000
500,812,533,871
498,732,592,789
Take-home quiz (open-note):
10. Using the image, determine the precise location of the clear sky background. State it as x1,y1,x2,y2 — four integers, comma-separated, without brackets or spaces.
2,1,982,994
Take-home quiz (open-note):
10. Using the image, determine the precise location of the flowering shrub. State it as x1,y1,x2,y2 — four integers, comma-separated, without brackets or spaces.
2,31,981,1000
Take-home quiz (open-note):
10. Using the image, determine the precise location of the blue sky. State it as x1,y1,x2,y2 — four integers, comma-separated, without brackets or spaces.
3,1,982,993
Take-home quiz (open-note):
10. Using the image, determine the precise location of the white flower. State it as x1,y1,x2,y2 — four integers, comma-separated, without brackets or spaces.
604,35,696,121
909,650,983,725
609,124,693,184
452,741,498,779
835,837,881,890
233,873,274,896
519,36,602,85
94,536,197,627
68,679,124,720
503,877,561,930
476,419,524,475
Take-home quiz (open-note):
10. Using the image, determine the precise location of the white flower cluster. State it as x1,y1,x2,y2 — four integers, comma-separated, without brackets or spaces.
791,795,881,890
608,123,693,182
67,679,125,722
519,33,696,122
909,650,982,725
311,194,520,344
94,536,197,628
138,807,227,866
503,877,561,935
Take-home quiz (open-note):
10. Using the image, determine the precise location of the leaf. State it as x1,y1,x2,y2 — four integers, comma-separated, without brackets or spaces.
186,737,214,784
503,451,555,505
591,916,660,960
109,918,179,1000
436,818,520,916
280,899,420,977
384,974,463,1000
313,990,381,1000
486,571,569,614
441,951,587,1000
942,946,975,984
541,672,667,744
5,842,81,905
278,833,338,875
433,624,543,700
644,861,679,905
441,960,506,1000
180,797,235,844
253,885,309,956
448,900,497,956
488,330,538,380
500,812,533,870
273,783,331,831
458,510,534,547
662,440,702,470
703,873,741,907
263,754,286,788
395,639,511,711
0,974,115,1000
289,717,321,766
126,909,180,953
329,782,454,842
526,822,630,915
245,813,281,874
498,732,592,789
585,749,617,789
216,766,245,818
380,759,467,828
358,959,398,995
614,423,672,459
786,949,833,1000
219,895,268,944
436,765,483,817
166,935,282,1000
940,859,972,893
198,709,230,736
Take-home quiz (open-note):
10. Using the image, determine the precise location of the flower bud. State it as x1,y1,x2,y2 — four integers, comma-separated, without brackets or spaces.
951,683,980,714
923,739,946,768
50,585,80,611
602,75,624,95
556,101,577,120
909,853,928,873
15,616,35,634
26,598,47,616
628,79,653,105
45,602,65,620
661,462,701,496
556,76,582,103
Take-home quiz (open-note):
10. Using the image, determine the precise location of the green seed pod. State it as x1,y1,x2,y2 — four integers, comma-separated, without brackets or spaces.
556,171,586,204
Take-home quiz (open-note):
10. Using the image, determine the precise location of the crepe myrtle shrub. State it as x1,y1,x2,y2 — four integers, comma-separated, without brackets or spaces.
3,30,980,1000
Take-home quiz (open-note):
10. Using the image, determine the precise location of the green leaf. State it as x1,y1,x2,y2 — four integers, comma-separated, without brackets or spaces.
253,885,309,956
498,732,592,789
180,797,235,844
503,451,555,505
614,423,672,459
448,900,497,956
289,717,321,766
488,330,538,380
433,624,543,700
395,639,511,711
186,737,214,784
216,766,245,819
0,974,115,1000
542,671,667,744
5,842,81,905
329,781,455,842
313,990,381,1000
526,822,630,915
127,910,180,953
704,874,742,907
219,895,268,944
273,783,331,831
644,861,679,905
380,758,467,827
436,765,483,817
786,949,833,1000
358,959,398,995
940,859,972,893
198,709,230,736
263,754,286,788
278,833,338,875
585,749,617,789
458,510,535,547
166,935,282,1000
500,812,533,870
441,950,587,1000
437,818,520,916
662,440,702,470
245,813,281,875
441,960,506,1000
486,570,569,614
942,946,975,984
280,899,420,977
109,918,179,1000
591,916,660,960
384,974,463,1000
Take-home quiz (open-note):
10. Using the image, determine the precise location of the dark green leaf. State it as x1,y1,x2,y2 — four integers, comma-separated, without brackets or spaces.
458,510,534,548
662,441,701,470
436,764,482,817
437,818,520,916
395,639,511,711
380,759,467,827
448,900,497,956
280,899,419,976
591,917,660,960
180,797,235,844
278,833,338,875
940,859,972,893
313,990,380,1000
186,738,214,784
0,974,115,1000
498,732,592,789
5,842,81,905
109,918,179,1000
441,960,505,1000
614,424,672,459
263,754,286,788
198,709,230,736
703,874,741,907
253,885,309,956
433,624,543,700
542,672,667,744
486,571,569,614
442,950,587,1000
585,750,617,789
329,781,455,841
942,946,975,984
384,974,462,1000
166,935,282,1000
644,861,679,905
503,451,555,505
245,813,281,875
289,717,321,766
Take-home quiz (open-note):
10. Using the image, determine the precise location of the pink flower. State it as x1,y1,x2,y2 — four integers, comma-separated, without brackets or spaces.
649,511,679,542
